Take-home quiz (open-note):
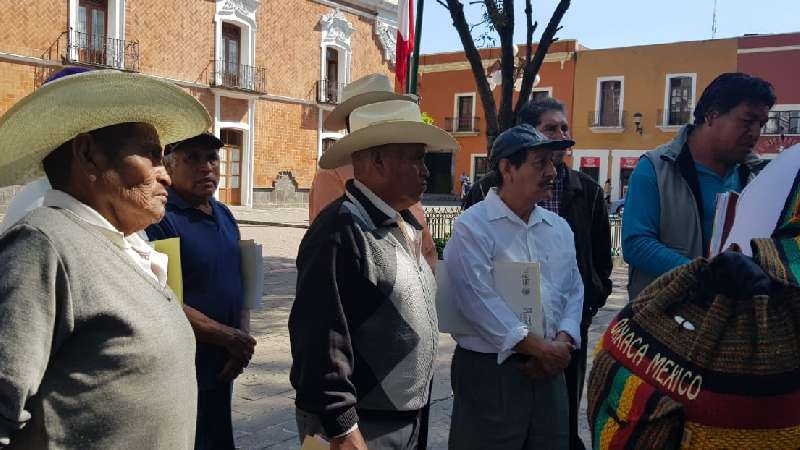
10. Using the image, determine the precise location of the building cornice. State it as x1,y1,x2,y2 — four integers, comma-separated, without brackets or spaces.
737,45,800,54
420,52,575,73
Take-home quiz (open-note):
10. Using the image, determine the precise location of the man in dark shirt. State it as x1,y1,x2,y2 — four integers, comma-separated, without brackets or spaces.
463,98,613,450
147,132,256,450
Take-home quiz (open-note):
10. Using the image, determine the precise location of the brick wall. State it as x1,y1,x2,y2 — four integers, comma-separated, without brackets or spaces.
126,0,216,83
253,100,318,190
0,0,67,58
0,62,37,117
220,96,248,123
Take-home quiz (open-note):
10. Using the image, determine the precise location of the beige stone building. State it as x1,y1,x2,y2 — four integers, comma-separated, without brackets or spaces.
0,0,398,208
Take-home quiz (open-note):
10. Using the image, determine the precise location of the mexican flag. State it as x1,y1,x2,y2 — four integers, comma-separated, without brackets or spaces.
396,0,414,91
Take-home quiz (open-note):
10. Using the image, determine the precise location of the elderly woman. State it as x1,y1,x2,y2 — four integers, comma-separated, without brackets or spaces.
0,70,210,449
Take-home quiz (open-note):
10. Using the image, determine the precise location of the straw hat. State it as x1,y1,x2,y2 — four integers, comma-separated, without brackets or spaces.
319,99,458,170
324,74,415,130
0,70,211,186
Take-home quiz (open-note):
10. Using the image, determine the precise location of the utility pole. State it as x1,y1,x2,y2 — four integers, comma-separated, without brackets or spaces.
712,0,718,39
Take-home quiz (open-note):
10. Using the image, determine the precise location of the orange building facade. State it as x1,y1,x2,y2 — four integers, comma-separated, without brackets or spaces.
570,38,739,201
417,40,582,197
0,0,399,207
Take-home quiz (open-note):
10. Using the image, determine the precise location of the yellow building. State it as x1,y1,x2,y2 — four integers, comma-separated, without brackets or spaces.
570,38,738,201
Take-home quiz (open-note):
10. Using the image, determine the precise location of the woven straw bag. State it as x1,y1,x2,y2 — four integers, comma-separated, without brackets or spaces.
587,239,800,449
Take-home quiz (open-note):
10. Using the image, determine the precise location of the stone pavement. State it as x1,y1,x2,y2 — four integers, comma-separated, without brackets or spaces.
231,207,628,449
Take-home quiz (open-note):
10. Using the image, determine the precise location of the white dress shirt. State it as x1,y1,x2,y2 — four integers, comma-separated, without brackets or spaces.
443,188,584,363
42,190,169,287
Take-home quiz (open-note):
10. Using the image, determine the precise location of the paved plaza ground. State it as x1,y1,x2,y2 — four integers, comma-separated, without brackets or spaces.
229,207,629,449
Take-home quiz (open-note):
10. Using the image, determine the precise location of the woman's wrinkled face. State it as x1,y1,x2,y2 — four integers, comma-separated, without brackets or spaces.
94,123,171,233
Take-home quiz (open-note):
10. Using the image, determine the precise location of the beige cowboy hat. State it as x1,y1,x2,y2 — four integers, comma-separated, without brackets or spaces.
0,69,211,187
324,73,416,130
319,99,458,170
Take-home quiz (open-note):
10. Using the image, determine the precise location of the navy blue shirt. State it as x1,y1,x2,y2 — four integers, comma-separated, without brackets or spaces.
146,188,244,390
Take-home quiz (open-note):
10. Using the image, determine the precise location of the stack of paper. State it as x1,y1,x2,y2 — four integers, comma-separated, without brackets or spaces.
709,191,739,257
240,240,264,310
435,261,545,337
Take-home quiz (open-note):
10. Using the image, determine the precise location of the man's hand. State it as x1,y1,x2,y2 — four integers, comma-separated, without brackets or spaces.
225,328,257,364
516,357,548,380
217,357,245,382
535,340,573,376
331,429,368,450
555,331,574,346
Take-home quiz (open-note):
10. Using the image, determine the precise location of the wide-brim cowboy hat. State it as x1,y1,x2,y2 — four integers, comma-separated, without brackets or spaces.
319,99,458,170
324,74,416,131
0,69,211,186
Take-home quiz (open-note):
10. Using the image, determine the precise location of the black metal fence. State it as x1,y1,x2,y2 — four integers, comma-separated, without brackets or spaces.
444,117,481,133
317,79,346,104
66,29,139,71
426,207,624,257
424,207,461,241
212,60,267,93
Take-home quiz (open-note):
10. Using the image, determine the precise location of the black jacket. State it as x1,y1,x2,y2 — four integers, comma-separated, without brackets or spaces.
462,168,613,324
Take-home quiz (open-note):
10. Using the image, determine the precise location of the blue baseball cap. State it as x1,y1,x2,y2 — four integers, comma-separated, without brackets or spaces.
489,124,574,169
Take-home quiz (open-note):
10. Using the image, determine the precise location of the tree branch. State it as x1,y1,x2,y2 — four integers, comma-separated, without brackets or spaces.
515,0,571,115
445,0,499,144
524,0,535,71
495,0,516,132
435,0,449,9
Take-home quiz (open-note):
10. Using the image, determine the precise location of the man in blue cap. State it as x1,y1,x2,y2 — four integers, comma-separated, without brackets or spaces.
147,132,256,450
443,124,584,449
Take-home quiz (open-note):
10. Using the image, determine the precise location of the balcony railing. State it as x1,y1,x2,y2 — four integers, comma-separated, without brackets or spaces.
588,110,626,128
445,116,481,133
763,110,800,135
657,108,692,127
317,79,346,104
66,28,139,71
212,60,267,93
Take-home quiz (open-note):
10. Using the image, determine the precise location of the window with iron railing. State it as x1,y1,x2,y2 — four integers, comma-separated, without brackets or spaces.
597,80,622,126
666,76,693,126
763,111,800,135
444,117,481,133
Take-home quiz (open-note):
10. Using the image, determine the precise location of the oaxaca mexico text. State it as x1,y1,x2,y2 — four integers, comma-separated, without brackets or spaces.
608,318,703,401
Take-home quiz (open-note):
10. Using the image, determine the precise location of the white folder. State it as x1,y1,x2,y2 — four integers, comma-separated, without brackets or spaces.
435,260,545,337
239,239,264,309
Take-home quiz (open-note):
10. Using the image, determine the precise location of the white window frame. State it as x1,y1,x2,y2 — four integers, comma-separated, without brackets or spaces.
320,44,351,102
319,9,354,103
453,92,477,134
530,87,553,101
659,73,697,132
592,76,625,133
318,105,345,159
470,153,489,182
68,0,126,67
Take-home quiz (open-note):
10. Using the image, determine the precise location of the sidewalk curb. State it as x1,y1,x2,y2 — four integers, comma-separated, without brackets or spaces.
236,219,309,229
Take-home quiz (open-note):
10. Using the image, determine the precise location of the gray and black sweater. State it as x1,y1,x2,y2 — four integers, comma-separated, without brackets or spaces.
289,180,438,437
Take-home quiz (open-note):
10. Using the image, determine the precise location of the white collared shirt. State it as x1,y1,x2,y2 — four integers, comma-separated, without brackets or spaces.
443,188,584,363
42,190,169,287
349,179,423,263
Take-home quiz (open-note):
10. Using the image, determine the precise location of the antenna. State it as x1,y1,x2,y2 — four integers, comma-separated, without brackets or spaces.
712,0,718,39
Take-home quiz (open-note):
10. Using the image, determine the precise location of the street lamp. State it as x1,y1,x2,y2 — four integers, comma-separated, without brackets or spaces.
633,112,643,135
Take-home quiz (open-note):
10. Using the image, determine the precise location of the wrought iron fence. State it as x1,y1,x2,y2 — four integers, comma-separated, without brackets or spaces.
424,207,461,241
212,60,267,93
317,79,346,104
588,110,626,128
609,214,623,257
66,29,139,71
444,116,481,133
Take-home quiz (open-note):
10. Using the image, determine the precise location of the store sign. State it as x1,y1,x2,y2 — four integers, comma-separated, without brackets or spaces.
581,157,601,168
621,157,639,169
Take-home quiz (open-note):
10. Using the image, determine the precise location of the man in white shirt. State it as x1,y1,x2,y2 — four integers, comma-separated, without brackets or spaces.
444,124,584,450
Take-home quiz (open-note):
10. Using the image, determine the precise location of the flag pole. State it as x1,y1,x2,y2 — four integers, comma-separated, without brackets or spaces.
408,0,424,95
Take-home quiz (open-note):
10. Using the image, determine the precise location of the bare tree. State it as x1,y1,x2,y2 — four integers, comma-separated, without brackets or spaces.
436,0,571,152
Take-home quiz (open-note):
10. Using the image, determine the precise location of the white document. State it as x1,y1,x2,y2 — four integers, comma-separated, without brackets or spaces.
435,260,545,337
239,240,264,309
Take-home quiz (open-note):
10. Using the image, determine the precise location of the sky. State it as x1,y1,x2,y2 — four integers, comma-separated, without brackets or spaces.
420,0,800,54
